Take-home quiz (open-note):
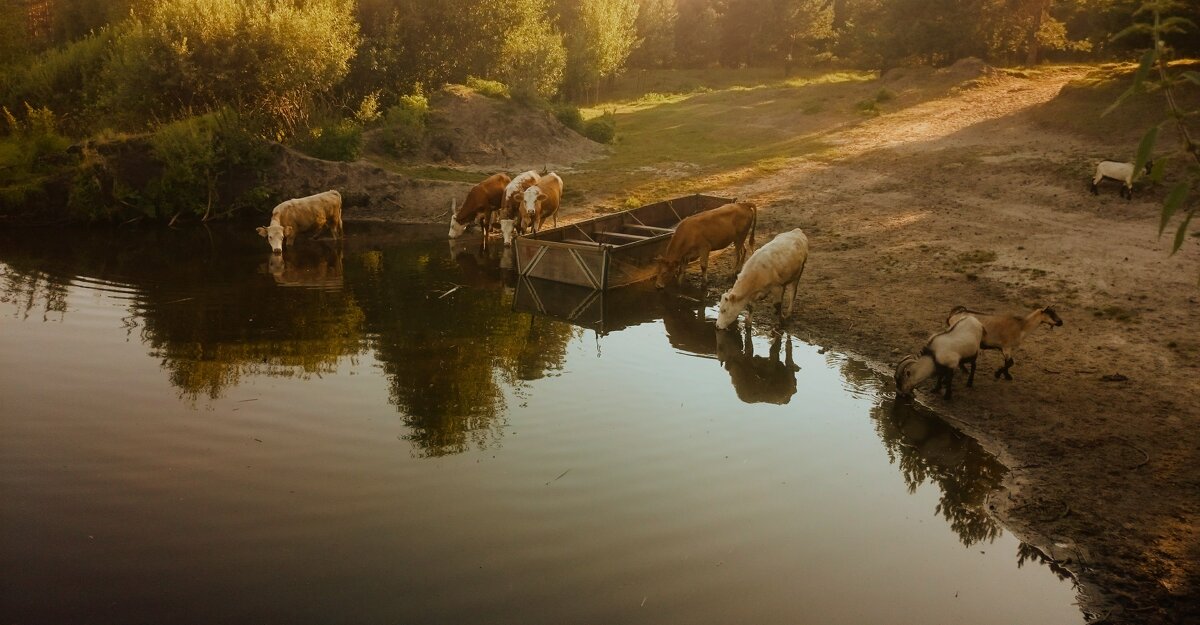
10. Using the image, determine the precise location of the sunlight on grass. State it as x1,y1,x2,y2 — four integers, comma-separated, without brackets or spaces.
572,69,875,201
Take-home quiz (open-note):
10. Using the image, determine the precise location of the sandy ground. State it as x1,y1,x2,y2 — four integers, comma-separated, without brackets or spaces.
374,67,1198,622
678,68,1199,623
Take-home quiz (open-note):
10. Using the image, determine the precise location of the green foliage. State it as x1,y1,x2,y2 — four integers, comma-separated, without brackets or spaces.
466,77,511,99
295,117,363,162
102,0,359,130
0,105,73,205
583,112,617,144
138,111,270,220
496,0,568,100
563,0,641,101
1,31,114,134
553,104,585,133
380,92,429,156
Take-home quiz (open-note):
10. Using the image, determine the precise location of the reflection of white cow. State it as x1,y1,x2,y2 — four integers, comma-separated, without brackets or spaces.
262,245,344,290
715,228,808,330
256,190,343,254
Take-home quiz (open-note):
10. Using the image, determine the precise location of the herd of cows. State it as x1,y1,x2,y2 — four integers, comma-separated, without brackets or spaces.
257,171,1063,401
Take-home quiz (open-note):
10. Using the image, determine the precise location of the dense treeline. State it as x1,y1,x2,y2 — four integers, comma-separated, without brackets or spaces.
0,0,1196,222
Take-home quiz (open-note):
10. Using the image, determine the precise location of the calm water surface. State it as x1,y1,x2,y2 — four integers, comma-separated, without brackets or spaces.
0,224,1082,624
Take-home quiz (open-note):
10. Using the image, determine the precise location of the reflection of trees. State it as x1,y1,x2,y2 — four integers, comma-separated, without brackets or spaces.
0,265,68,321
1017,542,1075,583
0,229,367,402
347,237,573,457
871,398,1006,547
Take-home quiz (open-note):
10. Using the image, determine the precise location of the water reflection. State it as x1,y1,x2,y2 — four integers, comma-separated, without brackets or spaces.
0,226,573,454
871,396,1006,546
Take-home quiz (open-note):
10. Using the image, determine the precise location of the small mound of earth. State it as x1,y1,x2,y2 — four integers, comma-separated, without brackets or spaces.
411,85,606,170
265,143,470,222
938,56,995,80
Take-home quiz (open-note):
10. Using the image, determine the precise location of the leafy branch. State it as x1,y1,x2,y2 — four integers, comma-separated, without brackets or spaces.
1105,0,1199,264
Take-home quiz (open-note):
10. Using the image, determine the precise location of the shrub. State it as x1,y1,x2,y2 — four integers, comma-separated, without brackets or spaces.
295,117,362,162
381,92,429,156
0,31,113,135
553,103,584,133
466,76,510,99
138,110,270,220
583,112,616,144
0,104,72,187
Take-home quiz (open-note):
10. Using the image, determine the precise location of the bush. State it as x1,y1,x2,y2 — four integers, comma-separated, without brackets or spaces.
466,76,510,99
583,112,616,144
101,0,359,130
0,104,73,188
138,110,270,220
1,31,113,135
553,103,584,133
295,117,362,162
381,92,429,156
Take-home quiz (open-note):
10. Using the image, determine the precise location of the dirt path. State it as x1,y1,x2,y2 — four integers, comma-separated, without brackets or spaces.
714,68,1200,623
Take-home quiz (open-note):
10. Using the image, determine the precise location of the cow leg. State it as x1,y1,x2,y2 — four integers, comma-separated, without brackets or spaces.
698,250,710,287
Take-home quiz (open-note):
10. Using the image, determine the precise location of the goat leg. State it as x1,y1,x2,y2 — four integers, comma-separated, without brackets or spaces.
966,357,977,387
942,369,954,400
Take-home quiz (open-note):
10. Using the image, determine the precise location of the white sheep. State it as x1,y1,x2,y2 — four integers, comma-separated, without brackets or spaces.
894,315,985,400
1091,160,1152,199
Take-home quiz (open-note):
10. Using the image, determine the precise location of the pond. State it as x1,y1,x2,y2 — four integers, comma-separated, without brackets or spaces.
0,224,1083,624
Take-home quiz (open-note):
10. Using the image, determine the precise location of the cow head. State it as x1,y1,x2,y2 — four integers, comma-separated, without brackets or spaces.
714,291,744,330
500,219,518,245
256,223,293,254
523,186,544,218
448,199,469,238
654,257,682,289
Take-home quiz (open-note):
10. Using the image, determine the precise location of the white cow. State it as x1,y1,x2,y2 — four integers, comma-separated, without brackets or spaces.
257,190,343,254
500,170,540,245
714,228,809,330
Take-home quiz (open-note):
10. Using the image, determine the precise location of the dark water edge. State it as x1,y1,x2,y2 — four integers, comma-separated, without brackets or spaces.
0,223,1082,624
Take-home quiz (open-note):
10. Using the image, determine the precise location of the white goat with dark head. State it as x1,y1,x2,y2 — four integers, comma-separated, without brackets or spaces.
946,305,1061,380
895,315,985,400
1091,160,1152,199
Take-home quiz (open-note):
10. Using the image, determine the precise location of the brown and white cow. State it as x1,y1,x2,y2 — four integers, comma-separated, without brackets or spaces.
521,172,563,235
714,228,808,330
256,190,343,254
499,170,540,245
654,201,757,289
449,172,511,239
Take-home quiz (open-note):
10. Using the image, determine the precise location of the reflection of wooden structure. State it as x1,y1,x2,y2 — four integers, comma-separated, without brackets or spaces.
513,277,661,334
512,194,733,289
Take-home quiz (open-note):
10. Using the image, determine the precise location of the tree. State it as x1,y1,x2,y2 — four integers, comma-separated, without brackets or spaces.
628,0,678,68
496,0,568,99
102,0,360,130
563,0,641,102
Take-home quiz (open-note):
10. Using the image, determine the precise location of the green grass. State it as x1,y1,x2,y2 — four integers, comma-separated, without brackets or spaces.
571,69,874,200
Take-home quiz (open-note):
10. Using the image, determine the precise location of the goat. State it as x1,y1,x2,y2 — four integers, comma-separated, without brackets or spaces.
895,315,985,400
946,305,1062,380
1091,160,1152,199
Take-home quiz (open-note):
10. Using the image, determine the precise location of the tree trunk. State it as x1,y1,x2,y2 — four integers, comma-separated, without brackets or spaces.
1025,4,1046,66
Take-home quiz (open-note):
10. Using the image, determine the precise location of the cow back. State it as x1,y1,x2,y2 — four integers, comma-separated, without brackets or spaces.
732,228,808,297
456,173,511,223
665,202,755,261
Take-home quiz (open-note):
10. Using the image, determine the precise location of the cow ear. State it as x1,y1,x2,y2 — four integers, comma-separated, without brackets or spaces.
284,225,295,236
256,227,267,237
538,193,547,202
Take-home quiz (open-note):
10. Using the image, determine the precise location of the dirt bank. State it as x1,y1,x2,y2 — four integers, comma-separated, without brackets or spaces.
366,66,1199,623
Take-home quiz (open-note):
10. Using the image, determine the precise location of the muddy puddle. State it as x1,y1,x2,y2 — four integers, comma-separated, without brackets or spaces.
0,223,1083,624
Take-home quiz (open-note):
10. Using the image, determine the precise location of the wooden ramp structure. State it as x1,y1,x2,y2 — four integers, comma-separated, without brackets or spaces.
512,194,733,290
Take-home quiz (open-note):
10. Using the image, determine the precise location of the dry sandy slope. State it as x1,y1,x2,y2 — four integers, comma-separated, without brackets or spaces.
712,68,1199,623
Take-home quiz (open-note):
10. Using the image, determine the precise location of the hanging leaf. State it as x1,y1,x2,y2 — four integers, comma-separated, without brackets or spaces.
1102,50,1156,117
1159,183,1188,237
1150,158,1168,183
1173,211,1194,254
1182,72,1200,87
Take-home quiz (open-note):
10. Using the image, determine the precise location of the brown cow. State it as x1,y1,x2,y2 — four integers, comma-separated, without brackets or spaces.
256,190,343,254
521,172,563,234
654,201,757,289
449,172,512,239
